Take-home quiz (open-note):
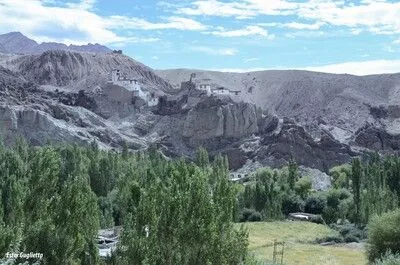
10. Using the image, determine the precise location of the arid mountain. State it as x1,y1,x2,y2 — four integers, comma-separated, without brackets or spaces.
0,42,399,188
157,69,400,144
0,50,172,92
0,43,7,53
0,32,111,54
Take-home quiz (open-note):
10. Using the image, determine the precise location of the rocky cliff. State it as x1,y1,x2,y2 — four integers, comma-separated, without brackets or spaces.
0,46,399,177
183,97,260,145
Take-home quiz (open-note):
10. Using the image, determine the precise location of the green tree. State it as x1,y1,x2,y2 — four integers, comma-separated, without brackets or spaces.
288,159,299,190
294,176,312,200
351,158,363,224
368,209,400,262
195,147,210,168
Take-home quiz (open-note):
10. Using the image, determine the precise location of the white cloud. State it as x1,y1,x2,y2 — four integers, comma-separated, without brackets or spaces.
206,25,270,37
302,60,400,75
296,0,400,35
176,1,257,19
284,31,325,39
211,60,400,75
259,21,325,31
243,57,260,63
177,0,299,18
176,0,400,35
0,0,207,45
282,22,325,30
106,16,208,31
66,0,96,10
208,67,267,73
191,46,238,56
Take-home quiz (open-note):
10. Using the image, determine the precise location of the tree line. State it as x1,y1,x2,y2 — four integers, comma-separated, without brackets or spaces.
0,141,253,264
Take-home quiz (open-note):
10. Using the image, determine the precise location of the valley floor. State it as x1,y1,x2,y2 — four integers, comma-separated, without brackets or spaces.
242,221,366,265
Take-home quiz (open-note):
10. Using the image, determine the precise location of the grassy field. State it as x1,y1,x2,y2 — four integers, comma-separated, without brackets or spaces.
241,221,367,265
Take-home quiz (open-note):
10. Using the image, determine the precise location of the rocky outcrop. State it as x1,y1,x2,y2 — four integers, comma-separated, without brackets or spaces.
0,105,85,145
156,95,188,115
354,124,400,151
258,120,357,171
19,50,90,86
182,97,263,147
223,102,261,138
58,90,98,111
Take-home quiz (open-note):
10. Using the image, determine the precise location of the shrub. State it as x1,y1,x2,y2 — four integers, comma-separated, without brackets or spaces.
343,235,359,243
239,208,262,222
329,223,366,243
323,189,352,223
368,210,400,262
315,236,343,244
282,193,304,215
373,252,400,265
305,193,326,214
294,176,313,199
334,223,366,240
248,211,262,222
326,189,351,209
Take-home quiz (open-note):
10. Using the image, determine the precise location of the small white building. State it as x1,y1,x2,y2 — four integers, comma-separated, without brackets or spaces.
195,78,212,96
230,90,241,96
110,69,159,106
212,87,230,96
198,84,211,95
111,69,141,92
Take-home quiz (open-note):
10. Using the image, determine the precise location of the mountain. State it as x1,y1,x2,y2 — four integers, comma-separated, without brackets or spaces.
1,47,400,188
0,43,8,53
0,32,37,54
156,69,400,143
0,32,111,54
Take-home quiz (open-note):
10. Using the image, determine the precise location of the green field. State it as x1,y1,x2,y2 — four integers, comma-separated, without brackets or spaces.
242,221,366,265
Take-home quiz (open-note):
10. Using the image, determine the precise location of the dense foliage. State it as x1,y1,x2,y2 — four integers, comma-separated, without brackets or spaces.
368,210,400,262
0,142,249,264
2,136,400,264
238,154,400,227
373,253,400,265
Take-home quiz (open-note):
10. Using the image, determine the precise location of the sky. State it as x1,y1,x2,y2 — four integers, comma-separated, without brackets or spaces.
0,0,399,75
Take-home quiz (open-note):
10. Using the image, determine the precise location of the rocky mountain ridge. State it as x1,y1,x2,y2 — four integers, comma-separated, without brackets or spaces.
0,32,111,55
157,69,400,146
0,43,399,188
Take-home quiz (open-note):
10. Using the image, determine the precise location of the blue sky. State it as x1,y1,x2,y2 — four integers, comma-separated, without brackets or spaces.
0,0,400,75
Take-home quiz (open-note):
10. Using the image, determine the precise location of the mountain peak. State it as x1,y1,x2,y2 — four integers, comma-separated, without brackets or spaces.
0,31,111,55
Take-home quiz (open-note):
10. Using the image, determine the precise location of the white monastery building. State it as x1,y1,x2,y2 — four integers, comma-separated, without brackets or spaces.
111,69,141,92
110,69,159,106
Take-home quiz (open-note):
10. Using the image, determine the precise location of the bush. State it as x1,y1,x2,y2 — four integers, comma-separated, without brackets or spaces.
323,189,352,223
335,224,366,239
373,252,400,265
248,211,262,222
315,235,343,244
368,210,400,262
305,193,326,214
344,235,359,243
326,189,351,209
294,176,313,199
282,193,304,215
329,223,366,243
239,208,262,222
